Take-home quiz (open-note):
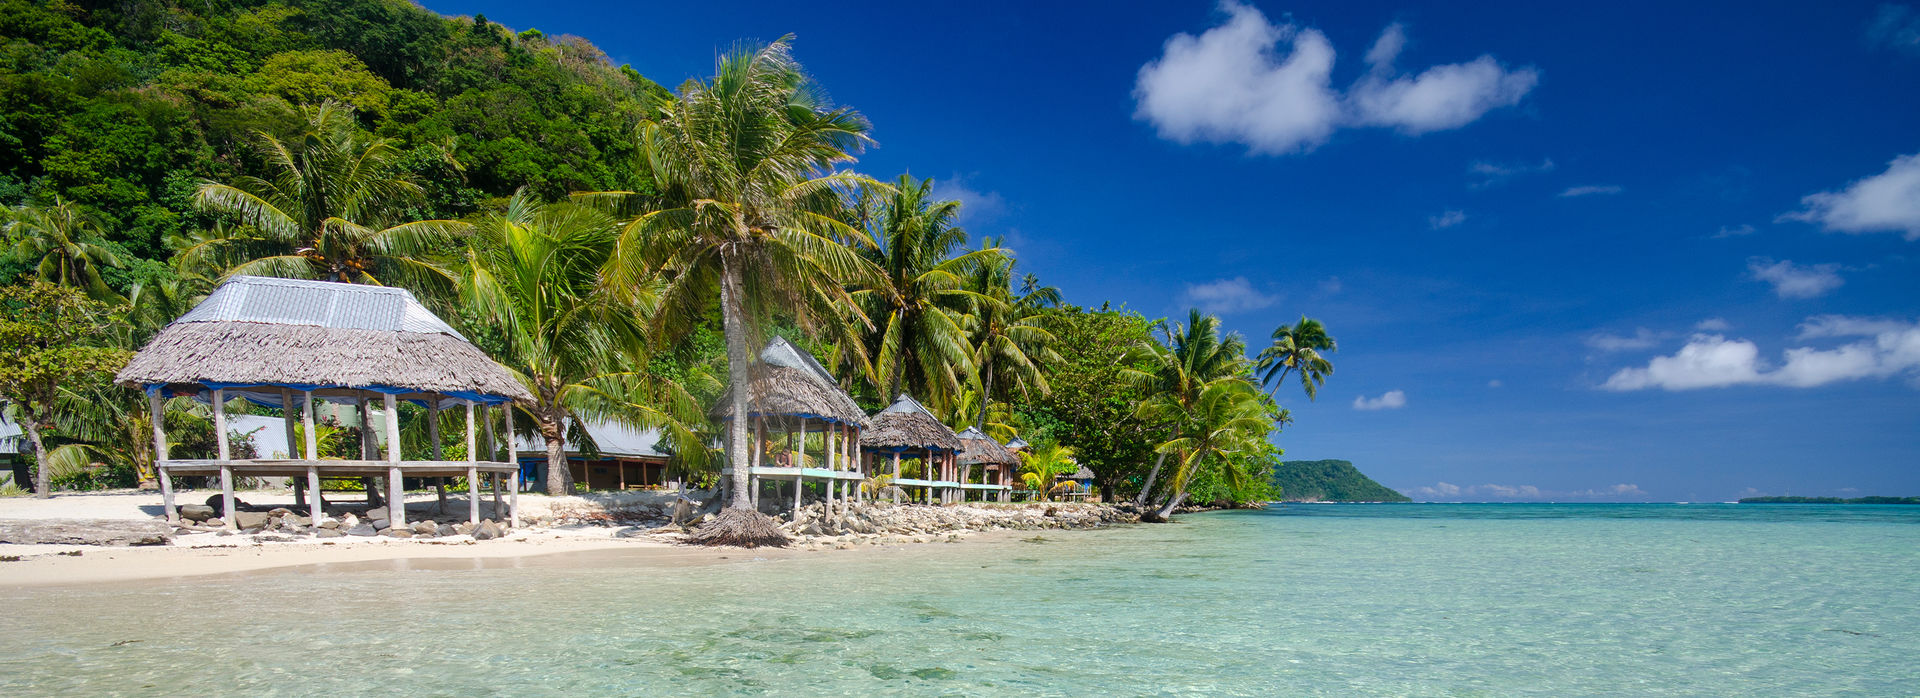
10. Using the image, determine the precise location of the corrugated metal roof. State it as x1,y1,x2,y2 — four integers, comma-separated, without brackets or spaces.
760,336,838,387
879,393,935,417
175,276,465,340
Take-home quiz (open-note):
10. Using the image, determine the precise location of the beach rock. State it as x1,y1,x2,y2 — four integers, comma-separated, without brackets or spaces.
454,522,474,535
234,512,270,530
179,505,215,522
437,524,456,537
317,519,340,529
411,520,438,536
268,507,292,516
204,518,225,528
0,519,173,546
364,507,389,521
370,519,390,531
346,524,377,537
384,528,413,539
473,520,502,541
315,528,344,539
340,514,359,528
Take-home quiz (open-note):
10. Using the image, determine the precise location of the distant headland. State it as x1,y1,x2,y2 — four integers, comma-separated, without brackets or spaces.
1272,460,1411,503
1738,496,1920,504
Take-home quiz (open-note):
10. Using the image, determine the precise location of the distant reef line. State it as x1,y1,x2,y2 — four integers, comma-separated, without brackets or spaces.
1737,496,1920,504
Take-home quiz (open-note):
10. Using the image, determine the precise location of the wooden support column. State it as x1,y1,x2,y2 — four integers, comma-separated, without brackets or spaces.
280,388,302,509
429,399,445,513
752,418,765,509
466,401,480,526
150,391,176,523
384,393,405,528
504,404,518,528
213,388,235,529
302,390,320,522
793,417,806,519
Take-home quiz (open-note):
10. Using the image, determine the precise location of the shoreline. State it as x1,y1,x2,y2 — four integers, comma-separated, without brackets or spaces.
0,490,1131,588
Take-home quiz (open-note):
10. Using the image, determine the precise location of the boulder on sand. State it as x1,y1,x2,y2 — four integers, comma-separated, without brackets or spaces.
178,504,215,522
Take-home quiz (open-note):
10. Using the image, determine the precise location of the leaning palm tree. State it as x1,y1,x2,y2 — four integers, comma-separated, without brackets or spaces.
1139,378,1272,520
963,241,1061,430
853,174,998,410
3,196,126,301
1256,316,1337,401
608,37,881,545
460,193,710,496
1123,309,1250,510
193,100,467,288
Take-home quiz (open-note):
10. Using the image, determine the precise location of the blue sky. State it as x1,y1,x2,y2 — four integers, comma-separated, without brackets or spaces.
425,1,1920,501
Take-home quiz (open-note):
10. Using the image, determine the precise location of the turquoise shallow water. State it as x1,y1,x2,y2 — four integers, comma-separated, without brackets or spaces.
3,504,1917,696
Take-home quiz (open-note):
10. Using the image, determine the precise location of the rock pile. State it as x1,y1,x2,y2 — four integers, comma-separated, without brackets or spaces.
776,501,1135,545
171,504,512,542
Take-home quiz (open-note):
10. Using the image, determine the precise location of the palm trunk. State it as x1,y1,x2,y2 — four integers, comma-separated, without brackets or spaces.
975,362,994,431
541,410,573,495
1152,489,1189,520
1134,451,1168,507
720,256,754,511
24,417,50,499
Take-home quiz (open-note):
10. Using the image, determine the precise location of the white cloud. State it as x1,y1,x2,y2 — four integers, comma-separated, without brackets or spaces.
1695,317,1732,332
1317,276,1343,294
1428,209,1467,229
1601,317,1920,391
1352,389,1407,410
1347,23,1539,134
1133,4,1536,154
1586,327,1666,352
1182,276,1278,313
1747,258,1844,299
1468,158,1554,187
1713,224,1756,238
1559,184,1623,197
1487,379,1503,388
1867,4,1920,55
1407,482,1647,501
1782,152,1920,240
929,174,1007,224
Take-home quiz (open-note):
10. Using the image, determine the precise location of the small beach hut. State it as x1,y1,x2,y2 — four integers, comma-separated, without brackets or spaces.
860,394,964,504
516,421,674,492
955,427,1017,503
116,275,532,530
708,337,869,518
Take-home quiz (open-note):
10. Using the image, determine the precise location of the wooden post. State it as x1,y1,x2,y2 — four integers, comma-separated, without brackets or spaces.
384,393,405,528
301,390,320,522
357,394,378,506
213,388,236,529
150,391,176,523
751,417,764,509
793,417,806,519
503,405,520,527
466,401,480,526
509,468,521,529
429,399,445,513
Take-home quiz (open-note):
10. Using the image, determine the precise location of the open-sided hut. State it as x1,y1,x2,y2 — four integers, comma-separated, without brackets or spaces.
117,276,532,530
955,427,1017,503
709,337,868,517
861,394,965,504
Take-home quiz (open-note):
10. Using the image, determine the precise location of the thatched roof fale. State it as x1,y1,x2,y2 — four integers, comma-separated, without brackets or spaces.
116,276,530,403
860,394,961,452
955,426,1019,466
709,337,868,426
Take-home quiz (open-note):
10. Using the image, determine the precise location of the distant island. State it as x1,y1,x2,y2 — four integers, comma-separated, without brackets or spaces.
1738,496,1920,504
1272,460,1411,503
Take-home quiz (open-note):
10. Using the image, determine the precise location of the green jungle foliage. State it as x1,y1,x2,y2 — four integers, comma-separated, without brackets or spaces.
1271,459,1410,502
0,0,667,279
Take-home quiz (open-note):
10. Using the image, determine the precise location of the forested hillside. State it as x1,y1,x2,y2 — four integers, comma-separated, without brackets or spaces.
1,0,666,287
1272,460,1410,502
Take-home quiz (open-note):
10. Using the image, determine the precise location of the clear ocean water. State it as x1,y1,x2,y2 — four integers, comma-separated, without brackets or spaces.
4,503,1917,696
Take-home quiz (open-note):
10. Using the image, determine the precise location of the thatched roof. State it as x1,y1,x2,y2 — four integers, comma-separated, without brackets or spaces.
1005,436,1031,451
117,276,531,403
709,337,868,425
956,426,1018,466
860,394,961,452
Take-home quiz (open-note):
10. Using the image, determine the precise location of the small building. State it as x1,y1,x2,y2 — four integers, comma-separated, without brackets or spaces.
116,276,532,529
709,337,868,518
516,421,673,492
0,416,22,488
861,394,965,504
955,426,1017,503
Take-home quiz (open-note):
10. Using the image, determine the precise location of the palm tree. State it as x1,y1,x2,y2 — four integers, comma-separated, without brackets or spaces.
608,37,880,538
4,196,126,301
193,100,467,288
1138,378,1272,519
1018,438,1078,502
853,174,998,409
1256,317,1337,401
963,241,1061,430
1123,309,1251,510
460,193,710,495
